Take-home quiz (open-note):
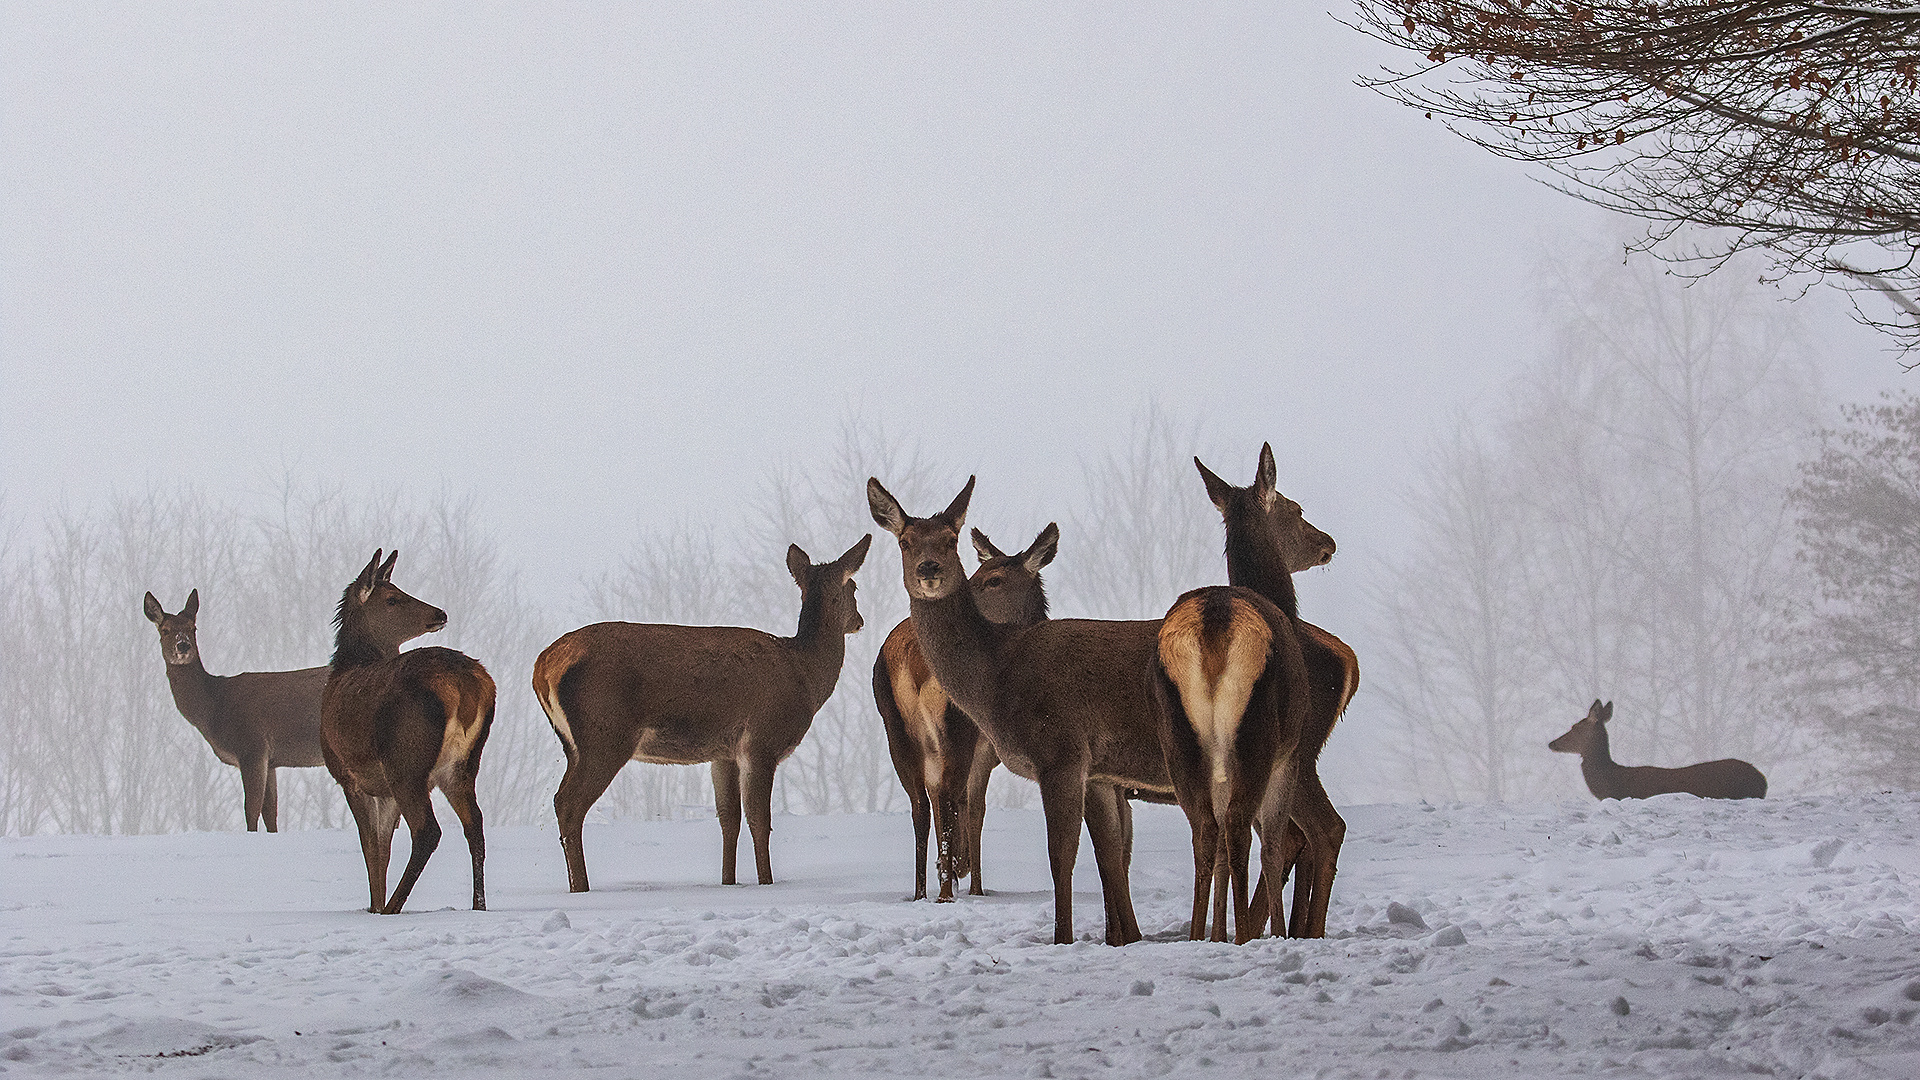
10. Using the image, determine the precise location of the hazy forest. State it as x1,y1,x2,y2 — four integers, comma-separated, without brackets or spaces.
2,254,1914,836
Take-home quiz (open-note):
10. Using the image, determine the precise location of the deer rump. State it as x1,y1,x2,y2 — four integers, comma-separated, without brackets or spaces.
1151,586,1310,943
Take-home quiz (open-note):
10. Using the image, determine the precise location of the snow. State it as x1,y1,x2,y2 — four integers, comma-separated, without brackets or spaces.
7,794,1920,1078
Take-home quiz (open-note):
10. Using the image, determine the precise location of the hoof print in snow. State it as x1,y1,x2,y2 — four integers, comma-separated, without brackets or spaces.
1426,925,1467,948
1129,980,1154,997
1386,902,1428,930
541,910,571,933
1611,996,1631,1016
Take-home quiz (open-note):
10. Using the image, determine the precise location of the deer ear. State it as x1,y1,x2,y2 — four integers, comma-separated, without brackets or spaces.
971,528,1007,563
378,549,399,583
143,592,164,624
1196,457,1234,513
1599,701,1613,723
181,589,199,621
867,478,908,537
354,549,383,603
1255,443,1278,510
939,477,976,530
1023,523,1060,574
836,534,872,580
787,544,811,588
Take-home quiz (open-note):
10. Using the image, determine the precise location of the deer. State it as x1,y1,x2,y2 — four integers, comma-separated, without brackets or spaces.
1149,446,1334,943
1187,446,1359,940
875,523,1057,902
142,590,331,832
535,536,872,893
1549,700,1768,800
321,550,495,914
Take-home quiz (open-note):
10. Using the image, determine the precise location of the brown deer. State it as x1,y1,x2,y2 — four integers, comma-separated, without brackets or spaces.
870,478,1186,945
875,523,1057,902
143,590,330,832
1150,447,1332,943
1549,700,1768,800
1188,446,1359,940
536,536,872,893
321,550,495,914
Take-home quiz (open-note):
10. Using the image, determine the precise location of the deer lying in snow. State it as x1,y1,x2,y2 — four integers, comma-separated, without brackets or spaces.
1548,700,1767,800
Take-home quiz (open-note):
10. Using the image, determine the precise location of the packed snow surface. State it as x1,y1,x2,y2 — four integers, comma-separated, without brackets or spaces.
7,794,1920,1078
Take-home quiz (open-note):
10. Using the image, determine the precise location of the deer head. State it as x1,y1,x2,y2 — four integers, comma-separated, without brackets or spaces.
1196,443,1336,572
142,589,202,666
1548,699,1612,755
868,476,975,602
970,523,1059,625
787,535,873,636
334,550,447,662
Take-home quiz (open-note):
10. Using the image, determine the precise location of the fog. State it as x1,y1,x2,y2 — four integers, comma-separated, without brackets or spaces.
1,3,1907,822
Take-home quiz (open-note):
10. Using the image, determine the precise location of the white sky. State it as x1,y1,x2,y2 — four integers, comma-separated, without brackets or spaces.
1,1,1901,612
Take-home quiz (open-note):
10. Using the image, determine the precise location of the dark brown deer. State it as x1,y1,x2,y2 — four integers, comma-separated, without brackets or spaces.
143,590,330,832
536,536,872,893
1188,446,1359,940
874,524,1057,902
1549,700,1768,800
321,550,495,914
870,478,1181,945
1150,447,1331,943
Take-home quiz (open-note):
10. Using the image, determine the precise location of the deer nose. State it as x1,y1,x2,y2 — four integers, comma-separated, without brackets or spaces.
427,609,448,632
916,560,942,580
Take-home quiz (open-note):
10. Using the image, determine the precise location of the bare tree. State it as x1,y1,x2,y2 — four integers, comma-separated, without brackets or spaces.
1057,404,1223,621
1778,391,1920,786
0,481,556,835
1375,246,1821,800
1352,0,1920,352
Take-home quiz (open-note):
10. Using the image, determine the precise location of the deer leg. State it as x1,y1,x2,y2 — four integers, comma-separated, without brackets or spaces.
1293,780,1344,939
381,783,443,915
341,789,387,912
744,757,778,886
908,785,931,901
1258,767,1301,944
442,767,487,912
712,758,743,886
933,784,959,903
1226,777,1262,945
1182,794,1219,941
240,754,269,833
964,744,995,896
554,748,629,894
1085,782,1141,946
263,765,280,833
1037,767,1088,945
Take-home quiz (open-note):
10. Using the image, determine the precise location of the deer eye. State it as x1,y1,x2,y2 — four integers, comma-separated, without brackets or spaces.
984,576,1004,588
386,596,403,606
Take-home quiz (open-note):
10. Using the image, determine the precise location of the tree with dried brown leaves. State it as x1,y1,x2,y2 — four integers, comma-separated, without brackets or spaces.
1352,0,1920,353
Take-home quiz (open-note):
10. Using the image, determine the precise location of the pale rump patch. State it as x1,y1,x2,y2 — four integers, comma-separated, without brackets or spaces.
532,635,587,759
429,675,492,792
1158,596,1273,800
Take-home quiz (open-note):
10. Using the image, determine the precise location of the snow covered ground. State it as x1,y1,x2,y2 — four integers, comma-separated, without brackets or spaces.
6,793,1920,1079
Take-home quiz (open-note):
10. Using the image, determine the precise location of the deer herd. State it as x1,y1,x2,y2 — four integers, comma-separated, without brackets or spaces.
141,445,1769,943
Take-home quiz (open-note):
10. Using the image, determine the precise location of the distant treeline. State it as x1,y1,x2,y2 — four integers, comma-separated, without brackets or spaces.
0,414,1228,836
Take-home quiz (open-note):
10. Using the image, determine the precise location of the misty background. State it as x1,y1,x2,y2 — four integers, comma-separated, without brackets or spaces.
1,3,1911,834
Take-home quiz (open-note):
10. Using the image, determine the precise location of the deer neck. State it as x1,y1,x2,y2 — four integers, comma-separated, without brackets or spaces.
907,586,1009,729
164,658,222,734
785,596,850,713
330,610,397,671
1223,528,1299,619
1577,729,1624,798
